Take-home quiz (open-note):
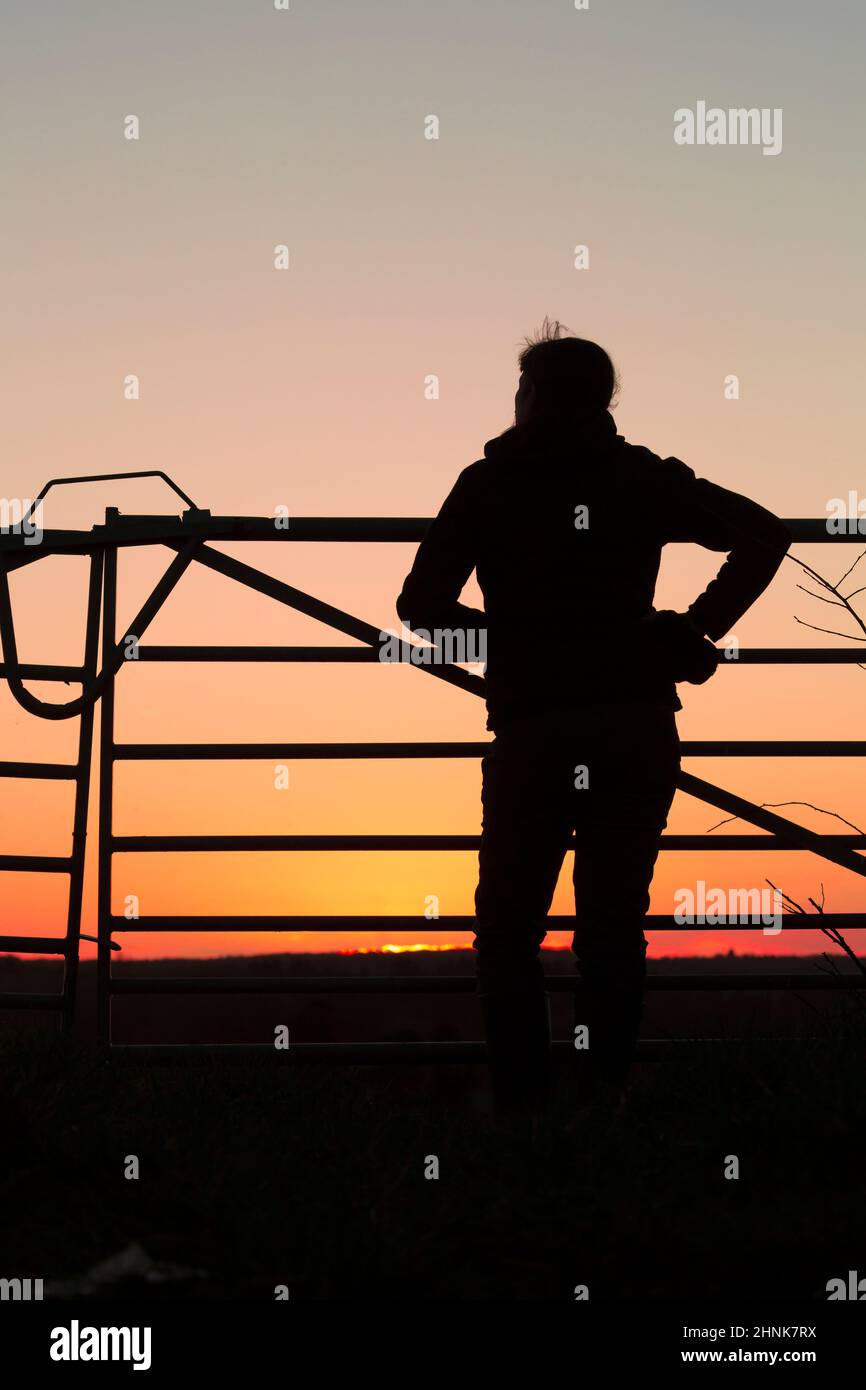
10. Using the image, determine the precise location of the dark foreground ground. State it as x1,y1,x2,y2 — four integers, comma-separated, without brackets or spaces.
2,951,865,1302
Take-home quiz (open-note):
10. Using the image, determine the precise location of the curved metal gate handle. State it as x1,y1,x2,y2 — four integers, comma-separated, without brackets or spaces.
0,537,204,721
21,470,198,529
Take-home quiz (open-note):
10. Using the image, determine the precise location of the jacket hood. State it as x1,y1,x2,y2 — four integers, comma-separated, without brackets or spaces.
483,410,618,462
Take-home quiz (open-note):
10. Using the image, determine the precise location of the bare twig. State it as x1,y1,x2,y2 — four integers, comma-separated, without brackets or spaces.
765,879,866,979
835,548,866,590
795,584,847,608
707,801,866,837
788,549,866,645
792,615,866,642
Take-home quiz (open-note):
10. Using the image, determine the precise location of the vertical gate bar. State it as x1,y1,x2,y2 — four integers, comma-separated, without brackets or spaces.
61,548,104,1032
96,544,117,1046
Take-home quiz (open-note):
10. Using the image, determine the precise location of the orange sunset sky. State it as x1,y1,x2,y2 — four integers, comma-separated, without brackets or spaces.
2,0,865,960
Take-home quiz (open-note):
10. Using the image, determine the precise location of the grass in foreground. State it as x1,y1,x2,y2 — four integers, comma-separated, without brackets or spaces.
2,1006,865,1301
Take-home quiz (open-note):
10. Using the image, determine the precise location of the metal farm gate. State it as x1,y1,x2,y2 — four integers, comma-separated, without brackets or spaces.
1,471,865,1058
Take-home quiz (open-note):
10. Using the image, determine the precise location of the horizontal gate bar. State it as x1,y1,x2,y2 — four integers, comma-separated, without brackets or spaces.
0,936,70,954
109,833,866,852
136,646,379,662
103,1041,557,1062
105,1037,820,1062
110,912,866,931
731,650,866,663
111,740,866,760
0,992,65,1009
114,741,494,760
0,663,87,682
0,516,860,560
126,646,866,665
0,854,73,872
681,741,866,756
109,972,866,996
0,761,80,780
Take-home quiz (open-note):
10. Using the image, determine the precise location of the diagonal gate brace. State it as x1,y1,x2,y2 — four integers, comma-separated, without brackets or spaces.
678,770,866,878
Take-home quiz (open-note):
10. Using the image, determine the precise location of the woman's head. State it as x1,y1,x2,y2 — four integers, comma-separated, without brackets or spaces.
515,318,619,425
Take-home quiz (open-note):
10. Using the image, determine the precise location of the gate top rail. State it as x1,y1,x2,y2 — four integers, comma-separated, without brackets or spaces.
0,512,861,565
